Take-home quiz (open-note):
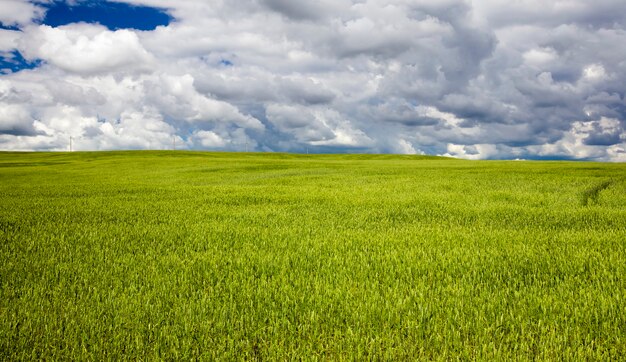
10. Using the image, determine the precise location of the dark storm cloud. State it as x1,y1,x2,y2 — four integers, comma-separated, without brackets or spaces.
584,132,622,147
583,120,624,146
0,123,38,136
363,99,440,127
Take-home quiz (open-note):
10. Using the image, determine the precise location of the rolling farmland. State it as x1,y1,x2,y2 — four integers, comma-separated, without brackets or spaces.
1,151,625,359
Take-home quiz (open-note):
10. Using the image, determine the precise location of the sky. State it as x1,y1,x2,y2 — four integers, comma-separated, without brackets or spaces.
1,0,625,160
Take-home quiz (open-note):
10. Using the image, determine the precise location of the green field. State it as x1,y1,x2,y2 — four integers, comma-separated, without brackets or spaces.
1,151,625,360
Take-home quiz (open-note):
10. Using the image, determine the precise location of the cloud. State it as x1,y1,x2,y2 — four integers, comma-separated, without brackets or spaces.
266,103,372,148
0,0,45,27
19,24,155,75
473,0,626,29
0,0,625,160
191,130,226,149
45,79,106,106
259,0,347,21
0,29,21,51
146,73,264,130
0,103,36,135
581,118,624,146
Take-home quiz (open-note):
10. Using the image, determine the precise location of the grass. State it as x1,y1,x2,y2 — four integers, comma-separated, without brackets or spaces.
1,151,625,360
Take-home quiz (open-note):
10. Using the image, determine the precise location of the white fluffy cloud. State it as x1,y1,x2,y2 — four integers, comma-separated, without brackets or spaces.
19,24,155,75
0,0,45,27
0,0,625,160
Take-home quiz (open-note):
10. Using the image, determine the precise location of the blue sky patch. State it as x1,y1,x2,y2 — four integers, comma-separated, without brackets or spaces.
41,0,172,31
0,51,42,74
0,23,21,31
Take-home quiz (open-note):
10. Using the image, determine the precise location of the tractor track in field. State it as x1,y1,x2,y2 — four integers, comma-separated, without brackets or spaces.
580,177,622,206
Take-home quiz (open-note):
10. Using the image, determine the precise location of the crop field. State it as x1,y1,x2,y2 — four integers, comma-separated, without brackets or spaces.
1,151,625,360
